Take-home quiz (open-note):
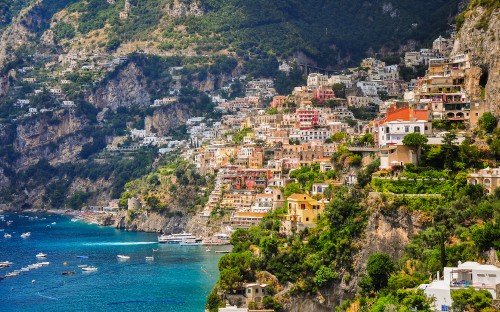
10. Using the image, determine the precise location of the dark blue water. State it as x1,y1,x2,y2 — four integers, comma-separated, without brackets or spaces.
0,213,228,312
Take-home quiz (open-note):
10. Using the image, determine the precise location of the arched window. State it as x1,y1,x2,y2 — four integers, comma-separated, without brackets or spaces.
414,126,421,133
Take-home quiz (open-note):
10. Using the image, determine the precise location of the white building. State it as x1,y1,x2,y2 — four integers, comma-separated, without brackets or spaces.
290,129,332,144
378,120,432,147
420,261,500,311
307,73,329,89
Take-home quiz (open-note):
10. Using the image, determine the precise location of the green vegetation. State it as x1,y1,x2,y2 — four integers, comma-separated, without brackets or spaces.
479,112,498,134
215,187,368,298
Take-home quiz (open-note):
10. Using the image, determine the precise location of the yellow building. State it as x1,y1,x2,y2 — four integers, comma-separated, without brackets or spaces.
281,194,325,234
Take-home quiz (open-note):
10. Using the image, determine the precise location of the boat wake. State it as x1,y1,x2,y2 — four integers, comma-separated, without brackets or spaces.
107,299,185,305
82,242,158,246
37,292,59,300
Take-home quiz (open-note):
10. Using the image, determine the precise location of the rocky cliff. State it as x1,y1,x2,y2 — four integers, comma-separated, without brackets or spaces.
89,63,151,111
13,110,91,169
98,210,191,234
453,6,500,116
280,194,427,312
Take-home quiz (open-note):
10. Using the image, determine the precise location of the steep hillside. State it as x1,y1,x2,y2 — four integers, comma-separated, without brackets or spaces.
453,1,500,116
0,0,463,71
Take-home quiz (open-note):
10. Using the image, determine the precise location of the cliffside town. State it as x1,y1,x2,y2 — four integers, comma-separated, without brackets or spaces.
0,1,499,311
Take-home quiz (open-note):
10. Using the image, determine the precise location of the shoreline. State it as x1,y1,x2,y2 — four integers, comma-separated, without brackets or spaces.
1,209,232,246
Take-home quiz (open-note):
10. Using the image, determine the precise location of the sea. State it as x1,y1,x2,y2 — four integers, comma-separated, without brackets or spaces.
0,212,229,312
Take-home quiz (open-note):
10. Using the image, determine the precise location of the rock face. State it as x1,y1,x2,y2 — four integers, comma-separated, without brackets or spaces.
145,103,192,136
453,7,500,117
13,110,90,169
89,63,151,110
164,0,204,17
283,195,426,312
99,210,190,234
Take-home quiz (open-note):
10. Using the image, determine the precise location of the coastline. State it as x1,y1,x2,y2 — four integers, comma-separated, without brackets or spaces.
1,208,231,245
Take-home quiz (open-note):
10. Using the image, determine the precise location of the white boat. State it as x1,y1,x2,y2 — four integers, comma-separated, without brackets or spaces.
36,253,47,258
38,262,50,266
21,232,31,238
145,256,154,261
0,261,12,268
81,266,97,272
206,247,212,252
158,232,199,244
4,233,11,238
214,250,230,254
117,255,130,260
5,271,20,277
179,237,203,246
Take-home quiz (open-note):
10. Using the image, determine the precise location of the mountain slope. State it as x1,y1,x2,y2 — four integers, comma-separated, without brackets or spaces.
0,0,463,70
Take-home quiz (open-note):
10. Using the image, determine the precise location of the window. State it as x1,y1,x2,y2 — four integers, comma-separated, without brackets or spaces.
405,126,409,132
306,217,309,222
414,126,421,133
425,126,428,130
248,289,252,294
255,289,259,293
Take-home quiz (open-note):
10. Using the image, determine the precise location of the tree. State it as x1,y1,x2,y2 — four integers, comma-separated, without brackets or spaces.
206,290,222,312
479,112,498,133
366,253,396,291
442,132,458,170
314,265,338,287
451,288,492,312
330,132,348,142
402,132,428,165
359,133,375,146
331,83,346,99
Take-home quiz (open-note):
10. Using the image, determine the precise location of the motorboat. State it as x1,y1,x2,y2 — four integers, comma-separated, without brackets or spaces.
4,233,11,238
81,266,97,272
37,262,50,266
0,261,13,268
76,255,89,259
145,256,154,261
36,253,47,258
62,271,76,275
206,247,212,252
158,232,198,244
5,271,20,277
214,250,230,254
117,255,130,260
21,232,31,238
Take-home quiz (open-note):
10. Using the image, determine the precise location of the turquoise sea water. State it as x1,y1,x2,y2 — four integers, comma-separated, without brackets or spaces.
0,213,228,312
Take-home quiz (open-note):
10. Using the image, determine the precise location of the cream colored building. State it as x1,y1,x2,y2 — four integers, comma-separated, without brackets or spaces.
468,167,500,194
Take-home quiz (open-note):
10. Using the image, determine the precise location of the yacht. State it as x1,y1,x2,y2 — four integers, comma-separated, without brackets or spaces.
81,266,97,272
35,253,47,258
158,232,199,244
179,237,203,246
4,233,11,238
21,232,31,238
117,255,130,260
